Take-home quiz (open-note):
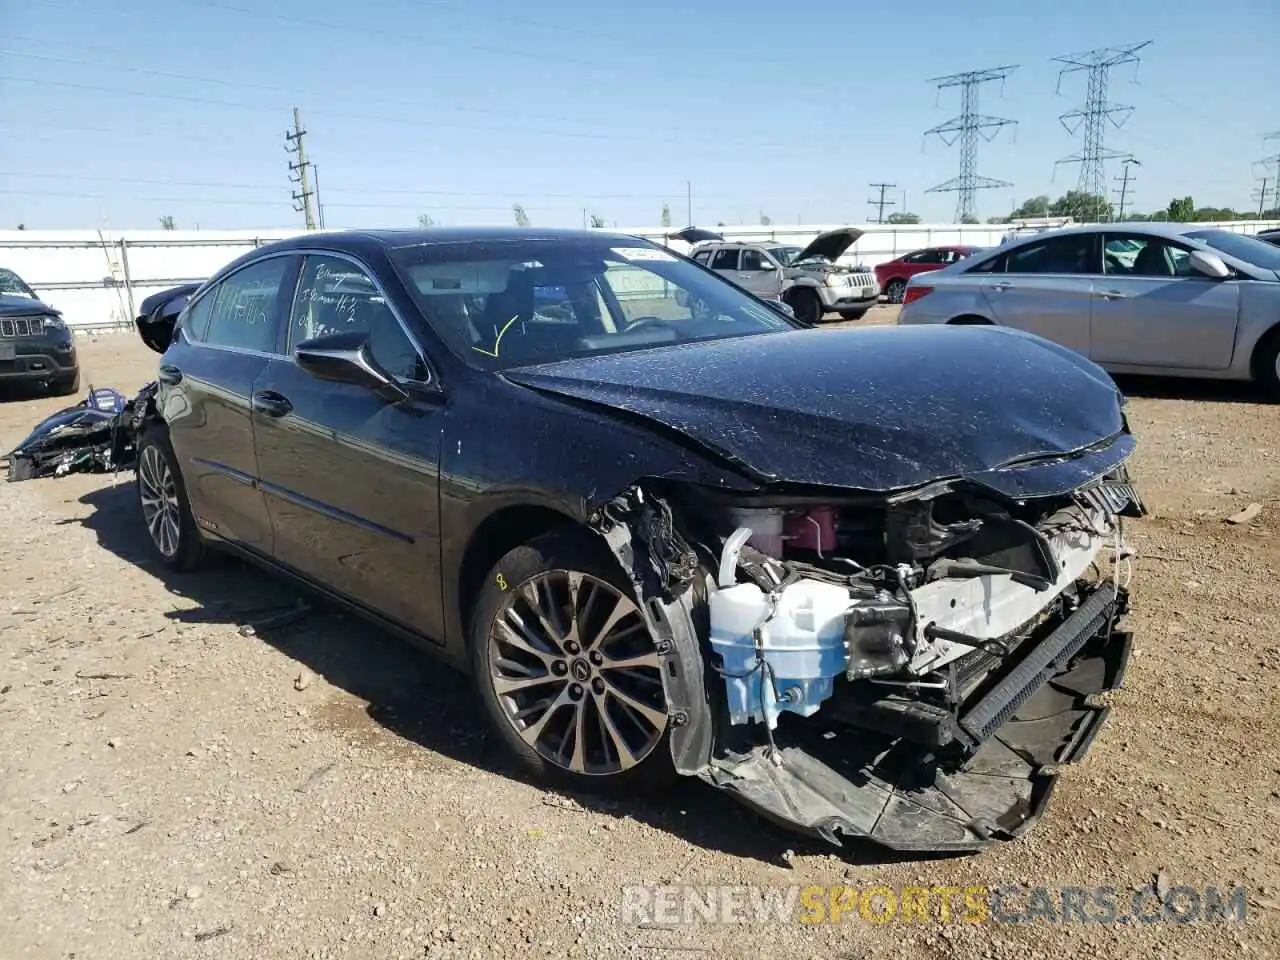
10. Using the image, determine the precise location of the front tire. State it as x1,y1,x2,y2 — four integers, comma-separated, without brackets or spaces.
1250,327,1280,400
837,308,869,321
469,528,675,795
50,370,81,397
135,428,207,572
785,287,824,324
885,279,907,304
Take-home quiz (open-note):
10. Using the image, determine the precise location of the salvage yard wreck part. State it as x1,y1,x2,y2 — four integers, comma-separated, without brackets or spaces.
4,382,159,481
594,471,1143,852
124,227,1147,855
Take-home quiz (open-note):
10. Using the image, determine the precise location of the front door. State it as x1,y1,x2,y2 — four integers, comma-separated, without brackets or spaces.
251,253,448,642
1089,233,1240,370
161,254,297,553
980,232,1098,358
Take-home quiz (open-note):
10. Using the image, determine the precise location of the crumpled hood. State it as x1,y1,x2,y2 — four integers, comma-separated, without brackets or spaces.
505,325,1130,495
0,294,58,318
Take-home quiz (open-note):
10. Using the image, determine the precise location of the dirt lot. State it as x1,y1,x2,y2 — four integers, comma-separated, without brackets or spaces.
2,305,1277,959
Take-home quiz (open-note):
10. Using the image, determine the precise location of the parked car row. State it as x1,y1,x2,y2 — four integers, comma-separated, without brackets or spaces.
123,225,1145,854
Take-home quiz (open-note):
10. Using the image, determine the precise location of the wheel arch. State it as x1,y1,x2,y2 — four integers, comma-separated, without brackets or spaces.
455,503,580,644
1248,321,1280,388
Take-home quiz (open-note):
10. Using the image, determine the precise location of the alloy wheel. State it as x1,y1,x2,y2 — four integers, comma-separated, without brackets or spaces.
887,280,906,304
487,570,667,776
138,444,181,558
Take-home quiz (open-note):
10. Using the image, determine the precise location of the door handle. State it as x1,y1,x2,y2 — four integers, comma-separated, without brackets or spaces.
1095,289,1127,300
989,282,1012,292
251,390,293,418
158,364,183,385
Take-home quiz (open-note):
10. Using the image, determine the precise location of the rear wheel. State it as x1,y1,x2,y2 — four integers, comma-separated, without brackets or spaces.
885,279,907,304
469,528,675,795
135,428,208,572
785,287,824,324
948,315,993,325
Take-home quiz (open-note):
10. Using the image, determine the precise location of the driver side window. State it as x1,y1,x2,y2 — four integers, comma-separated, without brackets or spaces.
289,255,429,382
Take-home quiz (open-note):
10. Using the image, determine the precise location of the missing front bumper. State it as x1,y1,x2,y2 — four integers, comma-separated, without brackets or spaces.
699,581,1132,852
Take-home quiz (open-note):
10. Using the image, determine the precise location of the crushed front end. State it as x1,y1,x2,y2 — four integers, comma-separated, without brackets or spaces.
593,465,1144,853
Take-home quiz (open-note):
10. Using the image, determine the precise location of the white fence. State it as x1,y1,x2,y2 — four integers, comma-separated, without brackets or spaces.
2,220,1277,330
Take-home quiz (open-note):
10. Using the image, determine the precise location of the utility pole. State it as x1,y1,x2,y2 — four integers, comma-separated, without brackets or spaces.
285,107,317,230
1052,43,1151,214
1113,157,1139,220
867,183,896,223
313,164,325,229
924,66,1018,222
1255,131,1280,218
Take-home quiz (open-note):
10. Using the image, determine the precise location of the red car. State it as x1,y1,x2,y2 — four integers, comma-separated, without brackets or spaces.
875,246,981,304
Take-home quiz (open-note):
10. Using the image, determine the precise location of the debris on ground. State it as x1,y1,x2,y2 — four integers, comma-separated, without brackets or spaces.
1226,502,1263,525
3,382,157,481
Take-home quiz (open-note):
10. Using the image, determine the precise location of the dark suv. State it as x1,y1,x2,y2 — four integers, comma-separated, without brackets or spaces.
0,267,80,395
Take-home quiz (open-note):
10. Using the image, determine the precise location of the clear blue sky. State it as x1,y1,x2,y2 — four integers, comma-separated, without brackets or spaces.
1,0,1276,230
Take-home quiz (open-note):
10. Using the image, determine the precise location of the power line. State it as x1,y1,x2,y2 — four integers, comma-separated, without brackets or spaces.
0,48,808,147
867,183,896,224
923,66,1018,223
1052,42,1151,211
0,170,865,205
23,0,802,93
285,108,317,230
1113,158,1140,220
0,73,831,153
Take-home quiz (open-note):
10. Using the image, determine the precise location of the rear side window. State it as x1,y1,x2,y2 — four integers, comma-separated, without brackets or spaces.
1005,235,1098,275
692,250,713,265
201,257,289,353
709,249,739,270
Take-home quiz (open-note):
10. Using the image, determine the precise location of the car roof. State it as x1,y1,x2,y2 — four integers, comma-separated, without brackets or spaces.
259,226,650,256
1003,221,1230,243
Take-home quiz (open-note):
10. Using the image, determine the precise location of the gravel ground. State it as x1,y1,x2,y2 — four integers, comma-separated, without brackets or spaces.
1,306,1277,959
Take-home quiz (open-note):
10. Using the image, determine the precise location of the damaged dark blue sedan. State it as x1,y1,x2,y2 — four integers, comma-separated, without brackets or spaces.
131,228,1144,853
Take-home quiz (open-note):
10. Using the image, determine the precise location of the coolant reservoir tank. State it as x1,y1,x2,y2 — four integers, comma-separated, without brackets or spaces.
709,579,851,729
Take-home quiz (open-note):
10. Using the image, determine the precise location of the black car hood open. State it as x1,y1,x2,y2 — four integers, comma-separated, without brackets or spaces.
506,325,1131,497
0,294,58,317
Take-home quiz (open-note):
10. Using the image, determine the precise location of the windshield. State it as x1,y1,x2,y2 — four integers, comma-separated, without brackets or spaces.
1186,229,1280,272
389,238,797,369
0,268,37,298
768,246,804,266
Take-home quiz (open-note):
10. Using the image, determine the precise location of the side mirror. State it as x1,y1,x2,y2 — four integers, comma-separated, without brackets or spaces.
294,331,410,403
1188,249,1231,280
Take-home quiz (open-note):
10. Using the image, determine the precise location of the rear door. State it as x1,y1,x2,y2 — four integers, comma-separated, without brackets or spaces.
735,248,782,298
1089,232,1240,369
979,233,1098,357
708,247,743,287
161,253,297,553
252,251,448,642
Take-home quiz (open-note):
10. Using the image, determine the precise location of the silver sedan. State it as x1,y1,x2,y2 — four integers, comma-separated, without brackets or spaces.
896,222,1280,395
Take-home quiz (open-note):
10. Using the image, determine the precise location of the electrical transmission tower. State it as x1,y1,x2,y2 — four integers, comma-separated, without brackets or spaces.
1052,42,1151,211
1256,131,1280,218
1113,158,1140,220
285,107,317,230
868,183,896,223
924,66,1018,222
